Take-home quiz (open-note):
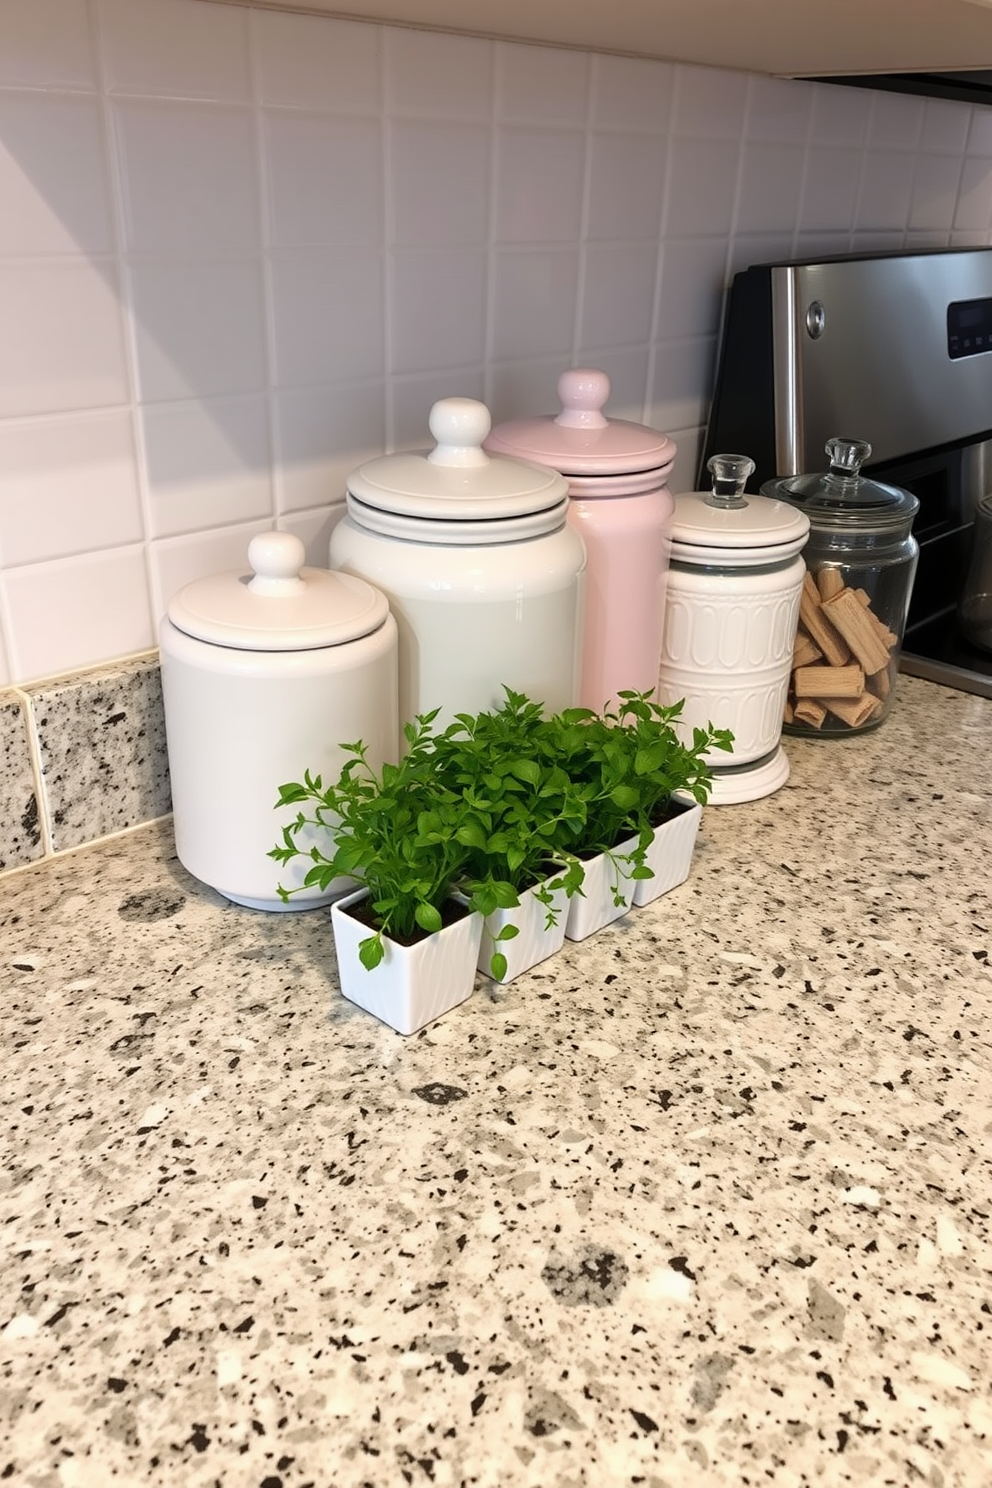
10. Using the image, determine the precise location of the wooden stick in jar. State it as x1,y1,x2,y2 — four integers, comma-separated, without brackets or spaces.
825,693,884,728
852,587,899,649
820,587,891,674
867,665,892,700
793,698,827,728
794,663,866,698
816,568,845,602
799,572,851,666
792,631,823,668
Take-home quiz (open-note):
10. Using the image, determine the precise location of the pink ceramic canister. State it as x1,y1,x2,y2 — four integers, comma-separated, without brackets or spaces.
486,369,676,713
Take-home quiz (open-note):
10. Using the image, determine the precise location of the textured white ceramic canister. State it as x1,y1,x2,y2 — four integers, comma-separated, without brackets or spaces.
330,398,586,728
486,368,676,713
658,455,810,804
160,531,398,910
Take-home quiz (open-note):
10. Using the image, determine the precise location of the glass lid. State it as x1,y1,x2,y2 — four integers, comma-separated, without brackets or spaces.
760,437,920,533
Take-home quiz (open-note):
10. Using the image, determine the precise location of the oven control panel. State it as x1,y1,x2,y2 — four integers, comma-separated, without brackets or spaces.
948,297,992,358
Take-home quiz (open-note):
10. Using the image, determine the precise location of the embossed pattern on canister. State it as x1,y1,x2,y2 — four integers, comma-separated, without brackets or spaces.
658,454,809,804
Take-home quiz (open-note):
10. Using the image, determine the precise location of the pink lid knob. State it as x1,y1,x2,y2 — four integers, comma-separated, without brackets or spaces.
554,368,611,431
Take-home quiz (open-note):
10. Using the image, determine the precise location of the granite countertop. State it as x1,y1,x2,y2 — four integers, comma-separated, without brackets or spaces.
2,673,991,1488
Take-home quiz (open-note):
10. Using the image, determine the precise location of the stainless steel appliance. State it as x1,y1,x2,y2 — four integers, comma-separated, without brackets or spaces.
702,247,992,698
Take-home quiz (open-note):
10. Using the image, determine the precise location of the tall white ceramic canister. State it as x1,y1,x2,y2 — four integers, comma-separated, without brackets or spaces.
485,368,676,713
330,397,586,730
160,531,398,910
657,454,810,804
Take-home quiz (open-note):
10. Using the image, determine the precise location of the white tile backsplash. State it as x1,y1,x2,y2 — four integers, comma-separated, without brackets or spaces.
384,28,493,119
114,99,260,254
99,0,251,102
129,257,267,400
0,0,989,686
0,411,142,564
0,259,129,418
269,250,385,385
496,42,589,127
273,380,386,512
389,249,487,373
140,394,273,538
799,145,862,234
494,127,587,243
491,248,581,361
665,135,741,239
590,53,673,133
148,518,271,624
390,121,490,245
0,92,113,255
586,132,667,242
579,241,659,349
265,112,384,247
4,547,153,681
856,151,918,231
0,0,96,91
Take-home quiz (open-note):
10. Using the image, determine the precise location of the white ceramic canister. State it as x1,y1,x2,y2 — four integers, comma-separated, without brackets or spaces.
657,454,810,804
329,397,586,729
160,531,398,910
485,368,676,713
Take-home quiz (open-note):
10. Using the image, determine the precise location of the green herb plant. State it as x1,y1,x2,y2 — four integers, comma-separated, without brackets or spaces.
269,710,519,974
547,691,734,906
431,688,588,979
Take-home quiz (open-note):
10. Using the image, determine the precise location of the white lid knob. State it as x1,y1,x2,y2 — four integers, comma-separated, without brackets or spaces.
427,397,492,468
247,531,307,596
554,367,610,430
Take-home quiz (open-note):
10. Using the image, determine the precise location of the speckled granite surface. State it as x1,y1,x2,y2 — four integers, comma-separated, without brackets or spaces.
25,654,171,854
2,674,991,1488
0,693,42,871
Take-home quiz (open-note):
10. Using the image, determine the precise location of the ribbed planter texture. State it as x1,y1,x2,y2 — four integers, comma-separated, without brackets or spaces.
477,871,570,983
563,837,639,942
631,795,703,907
331,888,483,1036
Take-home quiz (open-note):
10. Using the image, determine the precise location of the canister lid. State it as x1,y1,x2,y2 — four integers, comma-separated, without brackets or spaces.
672,453,810,567
166,531,390,651
760,437,920,534
347,397,567,520
485,368,677,480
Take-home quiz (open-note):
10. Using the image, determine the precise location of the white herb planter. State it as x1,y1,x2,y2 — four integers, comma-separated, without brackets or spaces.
564,837,639,942
478,872,570,984
631,795,703,907
330,888,483,1036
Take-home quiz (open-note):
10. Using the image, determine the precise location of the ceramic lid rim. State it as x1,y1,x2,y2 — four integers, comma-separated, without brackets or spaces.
348,447,567,519
485,421,677,476
167,566,390,652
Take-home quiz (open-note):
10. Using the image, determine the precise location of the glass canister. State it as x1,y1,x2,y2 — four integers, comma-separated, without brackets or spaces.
761,437,920,737
160,531,398,911
329,397,585,729
657,454,810,805
485,368,676,712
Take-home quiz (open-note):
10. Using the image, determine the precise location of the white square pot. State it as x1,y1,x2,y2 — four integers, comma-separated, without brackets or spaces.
330,888,483,1036
478,872,569,983
631,795,703,907
564,835,639,942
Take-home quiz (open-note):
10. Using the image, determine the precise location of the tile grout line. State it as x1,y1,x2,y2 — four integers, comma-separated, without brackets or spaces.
13,682,53,861
0,810,175,884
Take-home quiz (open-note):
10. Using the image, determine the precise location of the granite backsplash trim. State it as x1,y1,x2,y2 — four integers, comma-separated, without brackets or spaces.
0,653,172,875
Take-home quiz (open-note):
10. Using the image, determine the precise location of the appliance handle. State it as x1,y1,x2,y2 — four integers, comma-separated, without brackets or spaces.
771,266,801,476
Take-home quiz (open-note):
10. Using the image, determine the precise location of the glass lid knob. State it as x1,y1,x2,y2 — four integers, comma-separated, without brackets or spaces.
705,453,755,508
826,436,872,480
